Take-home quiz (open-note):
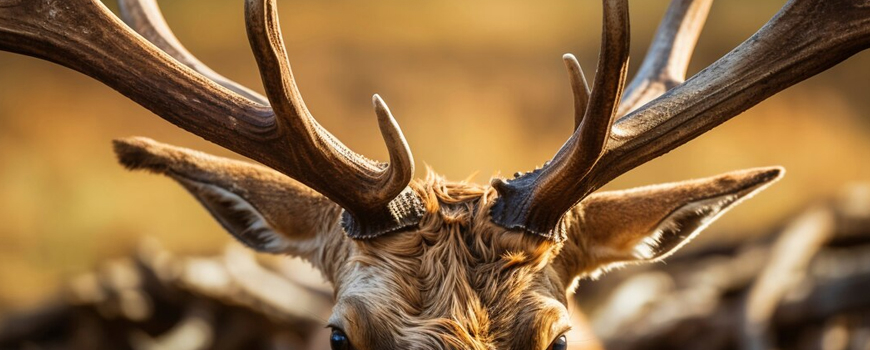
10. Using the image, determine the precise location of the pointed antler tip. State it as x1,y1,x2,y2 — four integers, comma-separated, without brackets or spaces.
563,54,584,75
372,94,392,117
372,93,388,107
370,95,409,157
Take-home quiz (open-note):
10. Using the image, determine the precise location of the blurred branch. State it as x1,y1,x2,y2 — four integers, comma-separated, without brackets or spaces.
0,240,332,350
585,183,870,350
742,207,836,350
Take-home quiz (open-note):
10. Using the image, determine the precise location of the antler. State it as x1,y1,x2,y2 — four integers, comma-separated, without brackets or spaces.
618,0,712,117
0,0,422,238
117,0,267,103
492,0,870,239
491,0,630,240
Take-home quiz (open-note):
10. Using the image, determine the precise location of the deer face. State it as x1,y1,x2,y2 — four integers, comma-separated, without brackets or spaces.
114,136,781,350
327,182,570,350
4,0,867,348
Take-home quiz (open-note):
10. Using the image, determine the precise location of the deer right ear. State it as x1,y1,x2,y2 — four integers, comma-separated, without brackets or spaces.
554,167,783,284
112,137,344,259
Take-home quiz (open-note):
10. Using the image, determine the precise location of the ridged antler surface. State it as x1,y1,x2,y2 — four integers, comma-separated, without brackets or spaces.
0,0,421,238
491,0,870,239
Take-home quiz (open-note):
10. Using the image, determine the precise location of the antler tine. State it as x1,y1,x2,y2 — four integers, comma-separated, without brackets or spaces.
123,0,414,198
618,0,713,117
492,0,870,238
0,0,420,238
372,94,415,192
587,0,870,192
571,0,630,169
563,54,591,130
245,0,417,236
118,0,267,104
492,0,630,239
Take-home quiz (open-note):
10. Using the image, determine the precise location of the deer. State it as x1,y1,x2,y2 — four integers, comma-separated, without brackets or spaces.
1,0,869,349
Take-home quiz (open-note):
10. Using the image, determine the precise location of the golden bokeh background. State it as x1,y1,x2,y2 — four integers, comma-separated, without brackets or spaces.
1,0,869,310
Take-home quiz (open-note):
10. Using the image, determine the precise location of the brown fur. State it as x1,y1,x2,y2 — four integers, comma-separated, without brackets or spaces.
115,138,782,350
328,173,571,350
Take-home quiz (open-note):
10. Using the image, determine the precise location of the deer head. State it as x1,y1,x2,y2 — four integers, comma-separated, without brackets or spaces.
1,0,869,349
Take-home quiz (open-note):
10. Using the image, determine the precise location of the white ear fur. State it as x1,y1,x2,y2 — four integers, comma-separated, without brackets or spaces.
629,192,744,261
175,177,293,254
570,167,784,279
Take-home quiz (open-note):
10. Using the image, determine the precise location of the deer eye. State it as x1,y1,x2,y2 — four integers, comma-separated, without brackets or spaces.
330,328,352,350
548,334,568,350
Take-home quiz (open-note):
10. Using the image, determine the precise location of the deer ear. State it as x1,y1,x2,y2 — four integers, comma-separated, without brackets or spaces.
168,177,295,253
556,167,783,281
112,137,343,257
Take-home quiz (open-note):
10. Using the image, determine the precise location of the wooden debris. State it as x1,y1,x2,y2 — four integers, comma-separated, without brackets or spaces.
1,184,869,349
579,183,870,350
0,241,333,350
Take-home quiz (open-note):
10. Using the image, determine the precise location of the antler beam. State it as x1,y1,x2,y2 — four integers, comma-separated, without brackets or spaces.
117,0,267,103
0,0,421,238
492,0,870,238
600,0,870,195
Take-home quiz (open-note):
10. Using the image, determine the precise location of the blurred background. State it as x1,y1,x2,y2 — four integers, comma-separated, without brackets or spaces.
0,0,869,343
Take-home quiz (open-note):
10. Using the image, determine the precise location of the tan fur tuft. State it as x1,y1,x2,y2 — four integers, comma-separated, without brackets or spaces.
329,171,568,349
112,136,171,173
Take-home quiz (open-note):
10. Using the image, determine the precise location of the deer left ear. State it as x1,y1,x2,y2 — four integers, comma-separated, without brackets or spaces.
112,137,344,261
554,167,783,284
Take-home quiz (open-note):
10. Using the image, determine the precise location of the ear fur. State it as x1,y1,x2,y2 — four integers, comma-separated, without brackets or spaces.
112,137,343,258
555,167,784,283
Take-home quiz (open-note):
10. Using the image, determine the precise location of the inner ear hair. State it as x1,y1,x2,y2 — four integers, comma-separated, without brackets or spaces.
173,176,293,253
633,191,746,260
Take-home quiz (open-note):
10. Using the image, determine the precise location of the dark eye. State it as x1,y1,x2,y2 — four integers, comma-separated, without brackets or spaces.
548,334,568,350
330,328,351,350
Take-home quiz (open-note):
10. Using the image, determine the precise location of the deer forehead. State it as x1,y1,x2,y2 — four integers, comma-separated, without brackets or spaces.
327,181,570,349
